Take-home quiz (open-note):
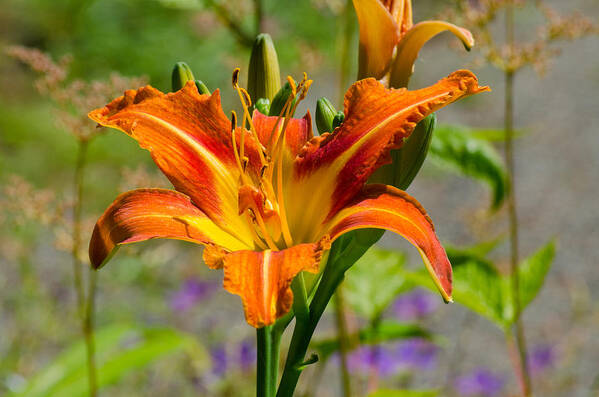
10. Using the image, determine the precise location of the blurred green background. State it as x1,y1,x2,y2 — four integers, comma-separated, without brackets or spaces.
1,0,598,396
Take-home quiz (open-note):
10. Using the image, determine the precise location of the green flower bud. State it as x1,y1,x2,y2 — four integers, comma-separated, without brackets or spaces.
315,97,337,134
269,82,296,117
255,98,270,115
171,61,195,91
370,113,436,190
248,33,281,102
195,80,210,95
332,111,345,130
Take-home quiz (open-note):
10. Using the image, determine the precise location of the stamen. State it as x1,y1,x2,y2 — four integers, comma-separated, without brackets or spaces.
251,209,279,250
244,212,269,251
230,111,249,184
232,69,267,166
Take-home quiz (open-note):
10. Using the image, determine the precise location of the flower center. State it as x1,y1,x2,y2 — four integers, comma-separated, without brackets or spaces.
230,68,312,251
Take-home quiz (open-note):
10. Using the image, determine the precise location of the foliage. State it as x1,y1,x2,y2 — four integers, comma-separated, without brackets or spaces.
344,246,411,321
402,240,556,329
8,324,205,397
429,124,508,210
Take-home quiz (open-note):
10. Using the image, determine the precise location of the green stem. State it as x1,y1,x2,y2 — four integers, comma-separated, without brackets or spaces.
333,289,352,397
72,139,97,397
504,4,531,397
257,325,281,397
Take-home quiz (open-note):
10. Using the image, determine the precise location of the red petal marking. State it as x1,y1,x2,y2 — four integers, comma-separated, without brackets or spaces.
89,189,251,269
222,238,330,328
88,82,258,235
322,184,452,301
290,70,489,238
252,110,313,157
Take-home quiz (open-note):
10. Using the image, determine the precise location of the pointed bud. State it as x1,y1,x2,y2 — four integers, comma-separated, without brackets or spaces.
171,62,195,91
247,33,281,102
370,114,436,190
255,98,270,115
269,82,296,117
195,80,210,95
315,97,337,134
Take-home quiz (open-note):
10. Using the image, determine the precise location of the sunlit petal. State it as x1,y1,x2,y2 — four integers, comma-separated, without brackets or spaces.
222,239,330,328
390,21,475,88
289,70,489,242
353,0,400,79
321,184,452,301
90,189,253,269
88,82,258,237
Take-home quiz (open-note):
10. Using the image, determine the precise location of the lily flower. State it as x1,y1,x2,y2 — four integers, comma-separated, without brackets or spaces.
354,0,475,87
88,69,488,328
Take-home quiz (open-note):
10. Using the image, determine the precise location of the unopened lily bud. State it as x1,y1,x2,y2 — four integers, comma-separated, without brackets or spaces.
269,82,296,117
248,33,281,102
255,98,270,115
195,80,210,95
370,114,436,190
315,97,337,134
171,62,195,91
332,111,345,130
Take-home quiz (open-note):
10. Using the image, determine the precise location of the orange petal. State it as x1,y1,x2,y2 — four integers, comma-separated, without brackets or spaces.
88,82,257,237
252,109,313,158
353,0,400,79
89,189,252,269
321,184,452,301
390,21,475,88
289,71,489,242
222,239,330,328
383,0,413,36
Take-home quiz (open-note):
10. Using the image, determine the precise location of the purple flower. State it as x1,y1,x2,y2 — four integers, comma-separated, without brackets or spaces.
238,340,256,371
395,338,439,371
210,345,228,376
528,344,556,374
454,368,505,397
170,278,216,312
391,289,438,321
347,345,398,377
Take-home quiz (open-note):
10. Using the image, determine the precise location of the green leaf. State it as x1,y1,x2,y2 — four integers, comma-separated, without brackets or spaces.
506,240,556,322
404,240,555,328
313,320,431,362
344,246,409,320
11,324,204,397
429,124,508,210
368,389,439,397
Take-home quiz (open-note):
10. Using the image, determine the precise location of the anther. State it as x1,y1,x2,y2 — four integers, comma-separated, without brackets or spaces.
232,68,241,88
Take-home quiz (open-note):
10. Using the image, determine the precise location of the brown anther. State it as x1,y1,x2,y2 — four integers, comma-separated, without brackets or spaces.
242,156,249,171
230,110,238,131
232,68,241,88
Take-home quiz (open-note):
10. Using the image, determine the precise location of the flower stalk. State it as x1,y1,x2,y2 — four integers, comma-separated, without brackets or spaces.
72,139,98,397
504,4,532,396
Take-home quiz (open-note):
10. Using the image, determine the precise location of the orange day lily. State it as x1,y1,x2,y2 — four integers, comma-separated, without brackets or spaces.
354,0,475,87
88,69,489,328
